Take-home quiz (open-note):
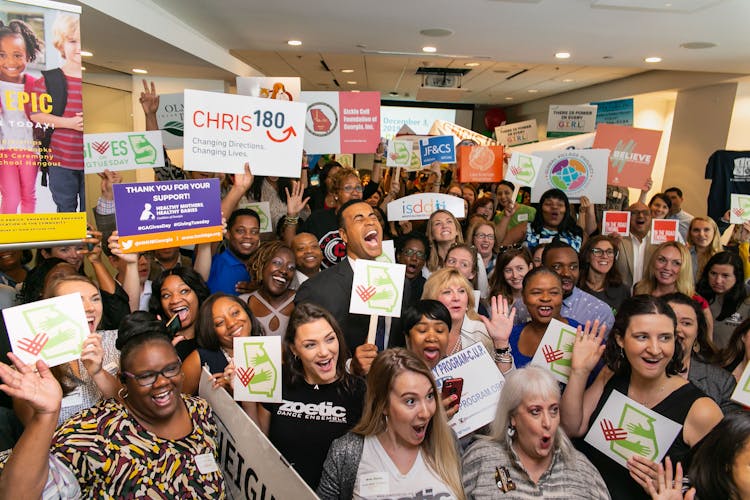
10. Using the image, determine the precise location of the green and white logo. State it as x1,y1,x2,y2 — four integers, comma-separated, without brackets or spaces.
233,336,283,403
610,403,659,461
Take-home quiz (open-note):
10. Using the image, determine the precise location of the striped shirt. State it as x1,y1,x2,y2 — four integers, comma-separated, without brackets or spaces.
32,74,83,170
462,438,610,499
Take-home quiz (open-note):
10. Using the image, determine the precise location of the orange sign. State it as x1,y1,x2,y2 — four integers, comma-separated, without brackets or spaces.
650,219,679,244
593,124,662,189
457,145,504,183
602,211,630,236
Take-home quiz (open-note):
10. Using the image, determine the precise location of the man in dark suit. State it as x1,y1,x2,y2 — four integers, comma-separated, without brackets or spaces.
295,200,409,375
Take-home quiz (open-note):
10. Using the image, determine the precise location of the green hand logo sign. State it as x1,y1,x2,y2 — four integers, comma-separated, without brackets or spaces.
549,326,576,378
128,134,158,165
610,403,659,461
513,155,536,184
250,204,269,230
391,142,410,164
362,265,399,313
21,305,85,365
241,342,278,398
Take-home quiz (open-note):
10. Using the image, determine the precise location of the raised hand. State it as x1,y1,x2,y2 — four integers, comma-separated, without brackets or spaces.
231,163,254,193
98,169,122,201
0,353,62,415
80,333,104,376
81,230,103,263
480,295,516,348
285,179,310,217
108,231,137,263
139,79,159,115
570,320,607,375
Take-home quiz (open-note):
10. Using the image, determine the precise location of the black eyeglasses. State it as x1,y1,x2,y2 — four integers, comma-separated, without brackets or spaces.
497,242,524,253
401,248,426,260
122,361,182,386
590,248,617,258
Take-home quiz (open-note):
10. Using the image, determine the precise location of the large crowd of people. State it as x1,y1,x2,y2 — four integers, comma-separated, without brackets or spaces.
0,81,749,499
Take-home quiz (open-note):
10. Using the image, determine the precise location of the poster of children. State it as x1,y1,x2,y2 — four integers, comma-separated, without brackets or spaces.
0,0,83,217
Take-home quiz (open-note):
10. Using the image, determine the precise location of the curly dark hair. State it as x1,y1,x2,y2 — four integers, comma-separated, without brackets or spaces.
0,20,42,63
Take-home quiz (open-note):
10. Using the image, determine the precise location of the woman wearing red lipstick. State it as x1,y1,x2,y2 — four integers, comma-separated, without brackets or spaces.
507,267,580,368
317,349,464,500
252,303,365,489
0,314,226,498
12,275,120,427
462,366,609,499
561,295,723,500
579,235,630,313
181,293,264,395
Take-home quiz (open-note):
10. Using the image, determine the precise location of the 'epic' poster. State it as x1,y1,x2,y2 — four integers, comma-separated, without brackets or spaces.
0,0,85,244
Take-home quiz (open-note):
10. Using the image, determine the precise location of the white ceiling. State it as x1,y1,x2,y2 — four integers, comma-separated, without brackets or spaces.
77,0,750,104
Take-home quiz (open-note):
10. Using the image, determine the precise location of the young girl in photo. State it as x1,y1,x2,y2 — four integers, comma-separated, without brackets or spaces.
0,19,42,214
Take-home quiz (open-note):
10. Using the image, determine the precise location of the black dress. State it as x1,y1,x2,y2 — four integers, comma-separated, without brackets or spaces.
578,373,707,500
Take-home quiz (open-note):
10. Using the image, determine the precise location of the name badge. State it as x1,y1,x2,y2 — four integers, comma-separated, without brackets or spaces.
195,453,219,474
612,190,622,199
516,213,529,222
360,472,389,496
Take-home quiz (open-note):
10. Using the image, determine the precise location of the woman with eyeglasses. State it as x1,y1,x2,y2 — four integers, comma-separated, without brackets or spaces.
396,232,430,309
299,167,363,269
467,219,496,277
578,235,630,313
498,188,584,253
0,312,226,498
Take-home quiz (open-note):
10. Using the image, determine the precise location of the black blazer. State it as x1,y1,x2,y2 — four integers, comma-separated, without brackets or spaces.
295,258,408,353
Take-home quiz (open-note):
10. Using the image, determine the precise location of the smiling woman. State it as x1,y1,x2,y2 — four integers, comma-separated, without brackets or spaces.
0,313,226,498
245,241,297,336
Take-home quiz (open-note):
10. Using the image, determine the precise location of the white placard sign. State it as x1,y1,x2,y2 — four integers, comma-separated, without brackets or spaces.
547,104,598,137
239,201,272,233
584,389,682,468
236,76,301,101
507,132,596,155
156,93,185,149
3,293,88,367
183,89,306,176
233,336,282,403
349,260,406,318
730,193,750,224
375,239,396,263
730,361,750,406
495,119,538,147
84,131,165,174
531,149,609,204
529,318,578,384
506,152,543,188
386,139,414,167
432,343,505,437
199,369,317,499
387,193,465,222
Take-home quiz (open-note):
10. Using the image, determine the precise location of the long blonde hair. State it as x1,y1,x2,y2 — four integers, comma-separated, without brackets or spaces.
352,349,465,500
422,267,479,321
426,210,463,272
687,217,721,277
634,241,695,296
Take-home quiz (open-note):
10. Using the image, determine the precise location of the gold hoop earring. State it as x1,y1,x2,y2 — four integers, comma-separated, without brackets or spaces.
118,387,128,400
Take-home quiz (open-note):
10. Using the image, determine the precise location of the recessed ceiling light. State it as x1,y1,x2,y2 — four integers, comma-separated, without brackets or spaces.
562,78,574,83
132,68,148,74
341,69,354,73
351,90,360,93
504,97,513,100
287,40,302,46
645,56,662,63
419,28,454,37
422,46,437,53
465,62,480,67
555,52,571,59
680,41,717,49
81,50,93,57
347,81,357,85
528,89,539,93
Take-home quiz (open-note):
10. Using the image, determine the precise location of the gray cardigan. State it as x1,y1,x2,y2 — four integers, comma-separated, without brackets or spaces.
688,357,741,415
316,432,364,500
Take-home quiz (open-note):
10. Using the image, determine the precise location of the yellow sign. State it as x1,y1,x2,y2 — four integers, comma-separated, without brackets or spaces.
0,213,87,244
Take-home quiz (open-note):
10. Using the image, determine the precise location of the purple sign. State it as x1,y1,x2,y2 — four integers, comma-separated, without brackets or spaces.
113,179,222,253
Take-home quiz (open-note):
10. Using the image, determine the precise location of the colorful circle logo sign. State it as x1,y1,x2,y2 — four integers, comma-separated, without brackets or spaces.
546,152,592,196
306,102,338,137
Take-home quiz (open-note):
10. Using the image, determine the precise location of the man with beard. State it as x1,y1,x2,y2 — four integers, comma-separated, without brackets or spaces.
206,208,261,295
541,241,614,330
296,200,410,375
615,202,657,290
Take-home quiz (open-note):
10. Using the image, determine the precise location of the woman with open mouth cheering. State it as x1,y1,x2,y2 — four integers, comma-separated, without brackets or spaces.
317,349,464,500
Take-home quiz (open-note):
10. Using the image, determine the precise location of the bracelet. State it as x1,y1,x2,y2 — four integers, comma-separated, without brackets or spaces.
494,351,513,364
285,215,299,225
495,345,511,355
